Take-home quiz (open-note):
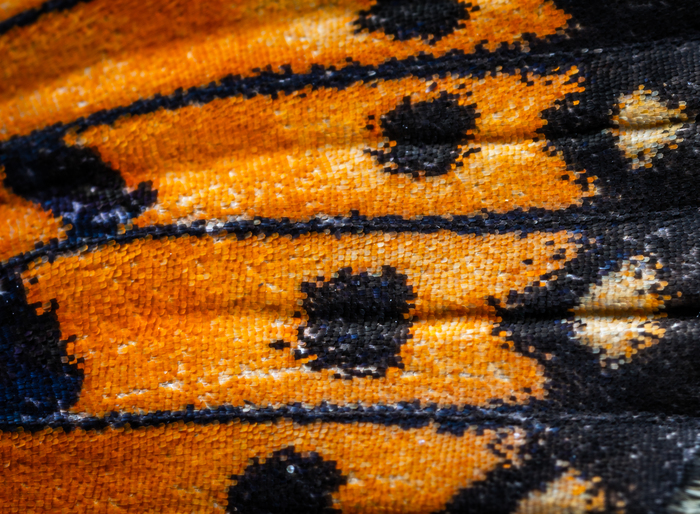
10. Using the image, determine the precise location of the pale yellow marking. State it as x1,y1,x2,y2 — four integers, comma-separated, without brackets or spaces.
572,258,667,364
612,87,689,170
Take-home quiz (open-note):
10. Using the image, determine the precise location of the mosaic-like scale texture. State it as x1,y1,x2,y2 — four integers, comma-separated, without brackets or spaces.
3,0,700,512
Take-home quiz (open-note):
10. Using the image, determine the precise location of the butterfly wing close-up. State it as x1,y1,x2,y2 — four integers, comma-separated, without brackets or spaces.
3,0,700,512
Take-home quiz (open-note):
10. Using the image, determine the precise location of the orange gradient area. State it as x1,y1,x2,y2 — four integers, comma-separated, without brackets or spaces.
65,69,588,226
0,178,64,263
0,0,570,139
0,420,524,513
0,0,46,22
21,230,579,416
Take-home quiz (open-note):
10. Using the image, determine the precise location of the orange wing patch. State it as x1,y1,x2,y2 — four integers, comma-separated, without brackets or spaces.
0,175,64,263
0,0,570,139
0,0,46,22
20,229,579,416
0,420,524,513
65,68,588,226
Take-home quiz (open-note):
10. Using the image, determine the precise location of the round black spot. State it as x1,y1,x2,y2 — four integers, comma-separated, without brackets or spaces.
353,0,470,43
227,447,347,514
294,266,414,378
371,95,477,178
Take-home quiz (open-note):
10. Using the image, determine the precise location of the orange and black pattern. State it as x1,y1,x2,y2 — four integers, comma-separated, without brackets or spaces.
4,1,700,512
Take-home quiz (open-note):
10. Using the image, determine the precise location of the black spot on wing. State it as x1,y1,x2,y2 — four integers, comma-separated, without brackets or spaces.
293,266,414,378
370,94,477,178
227,446,346,514
353,0,470,43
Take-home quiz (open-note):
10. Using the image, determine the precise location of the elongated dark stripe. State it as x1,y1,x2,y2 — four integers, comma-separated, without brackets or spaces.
0,401,691,434
1,206,696,275
0,0,93,35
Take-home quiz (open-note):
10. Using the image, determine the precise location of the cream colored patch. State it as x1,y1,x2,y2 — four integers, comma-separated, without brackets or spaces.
575,258,664,313
669,459,700,514
611,87,688,170
515,469,606,514
572,258,667,364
